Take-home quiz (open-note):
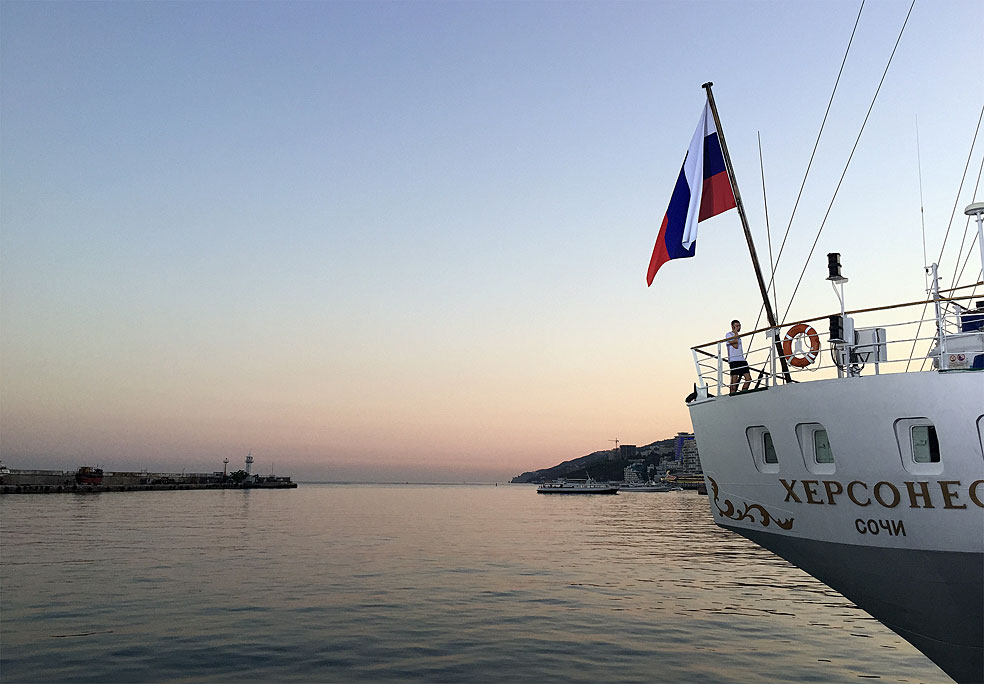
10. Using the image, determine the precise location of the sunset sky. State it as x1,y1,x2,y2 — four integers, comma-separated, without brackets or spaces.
2,0,981,482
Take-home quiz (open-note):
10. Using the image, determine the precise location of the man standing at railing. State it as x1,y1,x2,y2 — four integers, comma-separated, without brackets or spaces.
727,320,752,395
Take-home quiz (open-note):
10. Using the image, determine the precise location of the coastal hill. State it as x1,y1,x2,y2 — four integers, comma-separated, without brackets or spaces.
511,438,678,484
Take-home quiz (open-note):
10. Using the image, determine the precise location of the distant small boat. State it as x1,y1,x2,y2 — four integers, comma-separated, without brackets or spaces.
536,477,618,495
75,466,104,485
618,481,674,492
663,473,707,490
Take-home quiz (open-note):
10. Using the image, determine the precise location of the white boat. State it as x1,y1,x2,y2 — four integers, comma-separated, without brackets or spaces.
674,86,984,681
536,477,619,494
618,481,674,492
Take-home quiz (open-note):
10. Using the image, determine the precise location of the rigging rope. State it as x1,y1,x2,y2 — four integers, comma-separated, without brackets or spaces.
917,116,928,291
780,0,916,325
745,0,865,352
764,0,865,304
758,131,777,315
905,119,983,371
945,104,984,290
952,151,984,289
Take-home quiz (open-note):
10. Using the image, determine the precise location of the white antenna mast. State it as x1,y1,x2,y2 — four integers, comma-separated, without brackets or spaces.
916,116,929,289
965,202,984,278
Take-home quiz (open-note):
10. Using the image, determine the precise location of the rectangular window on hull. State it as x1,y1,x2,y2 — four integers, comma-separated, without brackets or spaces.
894,418,943,475
795,422,835,475
763,433,778,464
911,425,940,463
814,429,833,463
746,426,779,473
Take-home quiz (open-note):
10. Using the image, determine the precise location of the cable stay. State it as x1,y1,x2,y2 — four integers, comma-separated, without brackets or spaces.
743,0,865,355
781,0,916,325
946,109,984,291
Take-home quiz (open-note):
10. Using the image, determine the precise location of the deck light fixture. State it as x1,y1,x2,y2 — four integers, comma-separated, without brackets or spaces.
826,252,847,284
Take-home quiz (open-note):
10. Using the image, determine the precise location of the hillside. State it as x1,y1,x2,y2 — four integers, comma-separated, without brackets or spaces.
511,438,677,483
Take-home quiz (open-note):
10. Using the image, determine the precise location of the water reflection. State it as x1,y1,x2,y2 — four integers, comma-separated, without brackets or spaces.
0,485,947,683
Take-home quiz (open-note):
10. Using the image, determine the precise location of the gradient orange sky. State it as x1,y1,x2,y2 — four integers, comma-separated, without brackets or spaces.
2,1,981,481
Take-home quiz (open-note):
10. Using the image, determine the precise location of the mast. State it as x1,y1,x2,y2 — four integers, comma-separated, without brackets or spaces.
702,82,792,383
966,202,984,279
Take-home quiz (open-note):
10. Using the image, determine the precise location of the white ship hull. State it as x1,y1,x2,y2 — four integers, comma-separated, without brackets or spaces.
689,371,983,682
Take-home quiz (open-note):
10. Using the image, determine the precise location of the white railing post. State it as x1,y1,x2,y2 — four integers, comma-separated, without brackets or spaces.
769,327,777,386
717,342,724,395
692,349,707,397
930,263,947,370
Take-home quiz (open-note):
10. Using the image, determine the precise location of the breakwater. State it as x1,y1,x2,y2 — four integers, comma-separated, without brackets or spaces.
0,468,296,494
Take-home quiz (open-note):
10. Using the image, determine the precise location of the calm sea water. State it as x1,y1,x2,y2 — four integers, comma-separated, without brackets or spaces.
1,485,948,683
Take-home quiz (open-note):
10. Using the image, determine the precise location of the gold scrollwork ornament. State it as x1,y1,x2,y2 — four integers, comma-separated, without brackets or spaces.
707,476,794,530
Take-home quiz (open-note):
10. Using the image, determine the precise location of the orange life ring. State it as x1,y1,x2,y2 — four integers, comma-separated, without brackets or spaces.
782,323,821,368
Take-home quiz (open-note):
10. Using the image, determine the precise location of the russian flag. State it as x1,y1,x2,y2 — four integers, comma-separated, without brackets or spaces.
646,101,736,286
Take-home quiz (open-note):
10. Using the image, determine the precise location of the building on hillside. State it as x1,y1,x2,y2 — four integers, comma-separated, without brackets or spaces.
656,443,675,461
674,432,701,473
619,444,637,459
623,460,645,483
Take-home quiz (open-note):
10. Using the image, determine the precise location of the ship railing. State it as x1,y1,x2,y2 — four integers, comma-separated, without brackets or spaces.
690,291,983,397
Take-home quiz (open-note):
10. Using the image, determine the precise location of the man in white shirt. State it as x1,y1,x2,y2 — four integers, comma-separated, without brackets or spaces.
726,319,751,395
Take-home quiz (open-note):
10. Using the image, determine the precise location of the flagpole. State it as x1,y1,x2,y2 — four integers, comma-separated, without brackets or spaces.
702,82,792,383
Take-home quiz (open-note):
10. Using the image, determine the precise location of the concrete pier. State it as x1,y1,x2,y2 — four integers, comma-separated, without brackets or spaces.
0,468,297,494
1,482,297,494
